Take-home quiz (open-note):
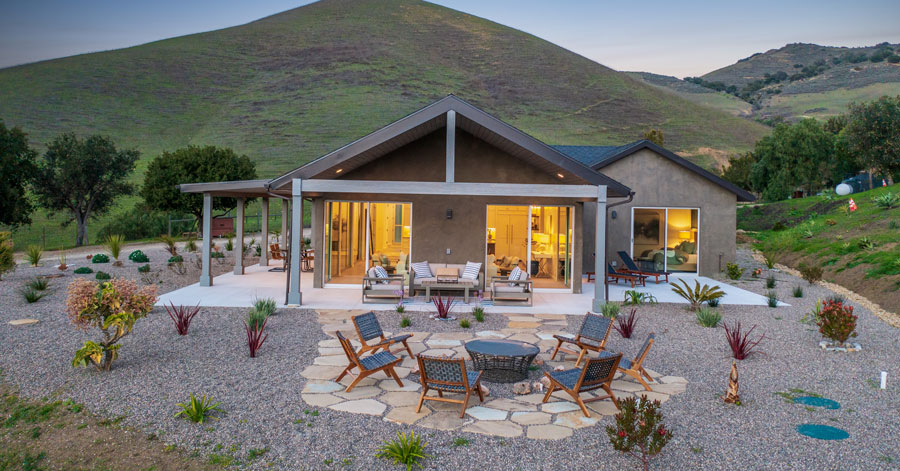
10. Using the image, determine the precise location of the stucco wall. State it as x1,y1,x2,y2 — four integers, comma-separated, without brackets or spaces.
582,149,737,276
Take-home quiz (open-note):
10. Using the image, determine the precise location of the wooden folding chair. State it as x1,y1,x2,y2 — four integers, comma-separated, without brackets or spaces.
550,312,613,367
542,353,623,417
600,333,656,391
352,312,414,357
334,331,404,392
415,355,484,418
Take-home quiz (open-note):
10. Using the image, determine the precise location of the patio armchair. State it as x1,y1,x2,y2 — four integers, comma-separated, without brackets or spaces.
490,270,533,306
599,333,656,391
362,267,405,304
549,312,613,366
334,331,405,392
352,311,414,358
618,251,669,284
268,243,287,272
415,355,484,418
606,263,647,288
542,353,623,418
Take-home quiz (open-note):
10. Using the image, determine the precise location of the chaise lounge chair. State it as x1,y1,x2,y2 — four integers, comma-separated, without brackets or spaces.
415,355,484,418
549,312,613,366
607,263,647,288
334,331,405,392
618,251,670,284
542,353,623,417
599,333,656,391
352,311,414,358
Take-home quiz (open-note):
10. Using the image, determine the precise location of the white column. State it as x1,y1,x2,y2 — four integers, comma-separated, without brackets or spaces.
260,197,269,266
288,179,303,305
445,110,456,182
592,185,608,312
234,198,245,275
200,193,212,287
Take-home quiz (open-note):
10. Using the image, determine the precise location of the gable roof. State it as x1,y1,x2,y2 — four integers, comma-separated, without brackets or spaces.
269,95,631,197
553,140,755,202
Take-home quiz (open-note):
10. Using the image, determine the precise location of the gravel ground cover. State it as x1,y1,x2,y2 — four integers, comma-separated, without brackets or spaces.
1,246,899,469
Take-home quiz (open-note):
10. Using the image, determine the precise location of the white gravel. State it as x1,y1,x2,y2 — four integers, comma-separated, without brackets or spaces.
1,245,898,470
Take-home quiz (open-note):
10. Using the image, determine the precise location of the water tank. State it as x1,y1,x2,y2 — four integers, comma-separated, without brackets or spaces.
835,183,853,196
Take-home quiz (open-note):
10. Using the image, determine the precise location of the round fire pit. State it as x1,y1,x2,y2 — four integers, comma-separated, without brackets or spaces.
465,339,539,383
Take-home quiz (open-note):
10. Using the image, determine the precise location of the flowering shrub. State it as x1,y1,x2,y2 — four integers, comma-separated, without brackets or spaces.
66,278,158,371
751,268,762,278
606,396,672,471
817,300,857,345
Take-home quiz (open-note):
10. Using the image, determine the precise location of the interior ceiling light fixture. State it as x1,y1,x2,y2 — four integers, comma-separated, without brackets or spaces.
335,168,343,174
556,173,565,179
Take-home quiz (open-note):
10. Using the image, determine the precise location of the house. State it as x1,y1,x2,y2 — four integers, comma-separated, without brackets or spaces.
553,141,755,276
177,95,749,309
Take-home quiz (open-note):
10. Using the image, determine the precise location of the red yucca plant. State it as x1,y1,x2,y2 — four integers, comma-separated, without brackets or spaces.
245,318,269,358
164,302,200,335
614,309,638,338
723,321,765,360
432,294,455,319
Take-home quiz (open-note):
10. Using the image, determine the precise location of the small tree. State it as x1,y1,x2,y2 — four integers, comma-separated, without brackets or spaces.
31,134,139,246
642,128,665,146
0,232,15,281
606,397,673,471
844,95,900,185
720,152,755,192
0,120,38,227
66,278,157,371
817,299,857,346
141,145,257,227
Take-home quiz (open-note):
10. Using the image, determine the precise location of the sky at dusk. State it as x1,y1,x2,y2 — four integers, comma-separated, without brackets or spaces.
2,0,899,77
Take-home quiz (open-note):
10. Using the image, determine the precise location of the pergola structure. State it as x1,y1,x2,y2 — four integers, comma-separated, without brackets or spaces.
179,96,632,312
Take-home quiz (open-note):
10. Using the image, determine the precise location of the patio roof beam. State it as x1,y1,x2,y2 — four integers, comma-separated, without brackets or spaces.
300,179,600,199
446,110,455,182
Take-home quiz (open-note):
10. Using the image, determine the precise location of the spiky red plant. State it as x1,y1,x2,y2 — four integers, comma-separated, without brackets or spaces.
723,321,765,360
432,294,455,319
165,302,200,335
245,318,269,358
614,309,638,338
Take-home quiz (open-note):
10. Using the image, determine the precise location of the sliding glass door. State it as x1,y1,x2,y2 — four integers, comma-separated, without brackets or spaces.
325,201,412,285
631,207,699,273
486,205,573,290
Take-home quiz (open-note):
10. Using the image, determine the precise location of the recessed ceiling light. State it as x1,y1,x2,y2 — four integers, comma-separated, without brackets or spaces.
335,168,343,174
556,173,565,179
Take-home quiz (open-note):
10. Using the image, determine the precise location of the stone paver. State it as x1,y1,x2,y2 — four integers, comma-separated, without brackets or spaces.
329,399,387,416
466,406,508,421
527,424,573,440
310,309,686,439
463,421,523,437
510,411,552,425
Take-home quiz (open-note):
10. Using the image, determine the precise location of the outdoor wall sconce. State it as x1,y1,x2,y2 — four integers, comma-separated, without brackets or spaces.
611,210,617,219
446,209,453,219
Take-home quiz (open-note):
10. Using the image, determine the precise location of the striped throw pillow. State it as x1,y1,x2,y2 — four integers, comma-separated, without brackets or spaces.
462,262,481,280
508,266,523,286
411,261,432,278
373,265,390,284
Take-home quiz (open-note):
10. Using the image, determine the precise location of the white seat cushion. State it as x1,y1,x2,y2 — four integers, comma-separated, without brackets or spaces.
494,285,526,294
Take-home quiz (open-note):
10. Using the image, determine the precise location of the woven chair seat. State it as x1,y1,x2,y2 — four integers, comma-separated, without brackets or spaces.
426,371,481,393
359,351,399,371
599,350,632,369
552,334,576,343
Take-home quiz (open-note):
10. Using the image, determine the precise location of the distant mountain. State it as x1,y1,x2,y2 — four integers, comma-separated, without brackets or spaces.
0,0,768,179
638,42,900,121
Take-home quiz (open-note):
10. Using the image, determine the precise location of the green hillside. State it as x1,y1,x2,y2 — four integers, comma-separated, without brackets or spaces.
738,184,900,314
0,0,767,179
626,71,753,117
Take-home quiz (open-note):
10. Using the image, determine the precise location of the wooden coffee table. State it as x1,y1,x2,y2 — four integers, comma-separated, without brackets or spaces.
422,279,473,303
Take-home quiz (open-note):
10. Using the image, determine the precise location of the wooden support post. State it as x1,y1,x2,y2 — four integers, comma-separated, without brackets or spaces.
234,198,245,275
288,179,303,305
281,200,289,246
260,197,269,267
592,186,608,312
200,193,213,287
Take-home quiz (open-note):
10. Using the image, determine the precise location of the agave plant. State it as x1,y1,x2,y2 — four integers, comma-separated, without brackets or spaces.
670,279,724,311
872,191,899,210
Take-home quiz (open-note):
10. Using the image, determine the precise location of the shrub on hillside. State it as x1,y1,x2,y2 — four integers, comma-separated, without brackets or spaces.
817,300,857,345
872,192,899,210
91,253,109,264
67,278,158,371
798,263,823,284
0,232,14,281
73,266,93,275
606,397,672,471
95,271,111,281
128,250,149,263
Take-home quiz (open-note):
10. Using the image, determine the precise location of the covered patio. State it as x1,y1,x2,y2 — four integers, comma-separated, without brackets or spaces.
155,263,783,311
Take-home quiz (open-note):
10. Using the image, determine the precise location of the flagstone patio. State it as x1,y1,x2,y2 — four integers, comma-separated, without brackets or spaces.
300,310,688,440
